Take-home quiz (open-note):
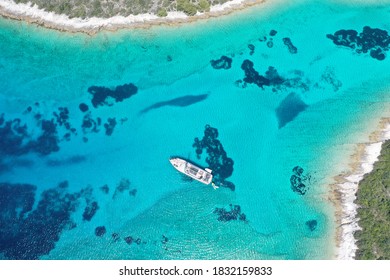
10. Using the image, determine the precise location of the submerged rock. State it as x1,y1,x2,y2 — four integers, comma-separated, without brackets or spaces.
290,166,311,195
112,233,120,242
82,201,99,221
113,178,131,199
95,226,106,237
88,83,138,108
124,236,133,245
104,118,117,136
248,44,255,55
240,60,286,89
81,112,100,134
241,59,270,88
213,204,247,222
79,103,89,112
100,184,109,194
283,37,298,54
210,55,232,70
306,220,318,231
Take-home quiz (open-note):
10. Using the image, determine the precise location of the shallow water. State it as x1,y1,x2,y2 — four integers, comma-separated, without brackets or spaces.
1,0,390,259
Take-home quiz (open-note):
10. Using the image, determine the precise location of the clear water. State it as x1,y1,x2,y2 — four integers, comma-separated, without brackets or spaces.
1,0,390,260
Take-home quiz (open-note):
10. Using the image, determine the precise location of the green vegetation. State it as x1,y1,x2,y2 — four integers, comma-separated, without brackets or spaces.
176,0,198,16
12,0,223,19
198,0,210,12
157,8,168,17
354,139,390,260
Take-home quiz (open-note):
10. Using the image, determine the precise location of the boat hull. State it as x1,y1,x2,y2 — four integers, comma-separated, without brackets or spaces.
169,157,213,185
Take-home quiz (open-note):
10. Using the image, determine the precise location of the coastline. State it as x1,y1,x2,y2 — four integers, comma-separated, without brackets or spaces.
1,0,390,261
0,0,266,34
334,117,390,260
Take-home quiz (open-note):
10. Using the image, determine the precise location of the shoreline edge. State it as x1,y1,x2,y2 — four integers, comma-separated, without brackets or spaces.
0,0,266,34
334,117,390,260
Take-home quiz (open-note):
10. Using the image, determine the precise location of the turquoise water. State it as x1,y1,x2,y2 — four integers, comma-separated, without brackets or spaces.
1,0,390,259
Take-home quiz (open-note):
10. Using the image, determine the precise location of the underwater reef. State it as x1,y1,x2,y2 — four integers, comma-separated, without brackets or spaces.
327,26,390,60
193,125,235,190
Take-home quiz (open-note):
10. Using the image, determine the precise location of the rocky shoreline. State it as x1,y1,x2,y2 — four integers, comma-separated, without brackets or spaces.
334,118,390,259
0,0,266,34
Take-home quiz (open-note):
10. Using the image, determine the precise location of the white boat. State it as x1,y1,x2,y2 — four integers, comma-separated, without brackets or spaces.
169,157,213,185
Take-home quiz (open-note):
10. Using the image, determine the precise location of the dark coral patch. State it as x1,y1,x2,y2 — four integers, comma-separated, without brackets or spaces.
78,185,100,222
370,48,386,60
112,233,120,242
213,204,247,222
0,183,36,224
241,60,270,88
52,107,77,141
81,112,101,134
129,189,137,196
0,181,81,259
124,236,133,245
270,30,278,36
265,66,285,85
113,178,131,199
193,125,235,190
306,220,318,231
241,60,286,89
53,107,70,127
104,118,117,136
0,114,29,156
95,226,106,237
82,201,99,221
239,60,310,92
248,44,255,55
79,103,89,112
0,104,81,160
290,166,311,195
327,26,390,60
319,66,343,92
210,55,232,70
0,114,61,157
161,235,168,244
283,37,298,54
259,36,267,42
32,119,60,155
58,181,69,189
275,92,308,128
100,184,109,194
0,183,36,258
88,83,138,108
34,113,42,120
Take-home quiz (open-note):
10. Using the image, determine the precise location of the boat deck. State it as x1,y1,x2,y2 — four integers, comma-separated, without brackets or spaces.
169,157,213,185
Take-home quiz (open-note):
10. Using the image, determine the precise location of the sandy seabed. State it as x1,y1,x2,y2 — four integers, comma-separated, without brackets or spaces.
2,0,390,260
